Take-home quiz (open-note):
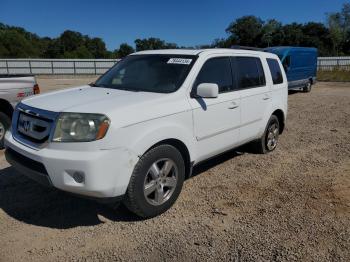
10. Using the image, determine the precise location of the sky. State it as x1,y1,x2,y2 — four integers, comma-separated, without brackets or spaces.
1,0,348,50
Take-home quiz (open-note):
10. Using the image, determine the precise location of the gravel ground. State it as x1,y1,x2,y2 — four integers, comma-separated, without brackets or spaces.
0,80,349,262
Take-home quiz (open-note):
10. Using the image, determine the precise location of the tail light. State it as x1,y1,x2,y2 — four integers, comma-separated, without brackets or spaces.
33,84,40,95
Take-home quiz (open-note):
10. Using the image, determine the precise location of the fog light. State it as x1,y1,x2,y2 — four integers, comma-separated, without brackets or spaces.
72,171,85,183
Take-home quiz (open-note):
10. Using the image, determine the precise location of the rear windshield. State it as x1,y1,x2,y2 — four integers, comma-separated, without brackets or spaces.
94,55,197,93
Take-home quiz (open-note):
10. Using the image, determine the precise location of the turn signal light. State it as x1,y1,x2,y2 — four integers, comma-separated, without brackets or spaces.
96,121,110,140
33,84,40,95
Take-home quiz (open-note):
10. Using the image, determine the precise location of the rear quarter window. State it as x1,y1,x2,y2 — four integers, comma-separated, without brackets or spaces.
235,57,266,89
266,58,283,85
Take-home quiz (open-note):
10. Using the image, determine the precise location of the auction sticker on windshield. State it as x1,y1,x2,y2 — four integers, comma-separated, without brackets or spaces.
167,58,192,65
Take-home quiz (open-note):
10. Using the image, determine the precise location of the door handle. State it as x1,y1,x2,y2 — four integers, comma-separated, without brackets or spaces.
263,94,272,100
228,102,239,109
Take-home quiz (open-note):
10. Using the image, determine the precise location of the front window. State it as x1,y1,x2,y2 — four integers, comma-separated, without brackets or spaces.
194,57,235,93
94,55,197,93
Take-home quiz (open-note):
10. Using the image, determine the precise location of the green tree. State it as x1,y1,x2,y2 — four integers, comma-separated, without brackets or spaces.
114,43,135,58
327,13,343,55
59,30,85,53
301,22,332,56
135,37,178,51
86,37,108,58
261,19,284,47
280,23,304,46
326,3,350,55
64,46,93,58
226,15,264,46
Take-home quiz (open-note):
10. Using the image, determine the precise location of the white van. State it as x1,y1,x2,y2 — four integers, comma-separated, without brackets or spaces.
5,49,288,218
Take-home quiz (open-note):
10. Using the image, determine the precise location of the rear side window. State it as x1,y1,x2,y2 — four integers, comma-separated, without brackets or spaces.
235,57,266,89
195,57,234,93
267,58,283,84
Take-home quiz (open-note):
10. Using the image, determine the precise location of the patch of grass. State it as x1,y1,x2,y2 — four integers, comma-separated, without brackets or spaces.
317,70,350,82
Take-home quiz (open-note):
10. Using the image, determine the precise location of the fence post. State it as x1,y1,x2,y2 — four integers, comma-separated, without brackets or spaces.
51,61,54,74
29,60,32,74
5,60,9,74
94,61,97,75
73,61,76,75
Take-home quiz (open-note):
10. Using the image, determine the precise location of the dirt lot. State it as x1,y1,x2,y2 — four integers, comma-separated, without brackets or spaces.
0,80,349,262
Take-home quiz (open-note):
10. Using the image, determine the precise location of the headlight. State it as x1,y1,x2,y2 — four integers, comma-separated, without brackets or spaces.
52,113,110,142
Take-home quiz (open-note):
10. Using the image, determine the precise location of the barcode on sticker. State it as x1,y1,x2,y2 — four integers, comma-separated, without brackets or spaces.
167,58,192,65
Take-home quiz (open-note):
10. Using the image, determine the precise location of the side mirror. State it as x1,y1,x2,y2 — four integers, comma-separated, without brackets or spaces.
196,83,218,98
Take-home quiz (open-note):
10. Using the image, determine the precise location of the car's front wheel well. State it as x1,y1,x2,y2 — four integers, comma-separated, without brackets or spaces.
146,139,192,179
0,99,14,119
272,109,285,134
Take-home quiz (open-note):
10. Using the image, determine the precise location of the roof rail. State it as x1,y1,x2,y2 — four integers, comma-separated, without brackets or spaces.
230,45,264,51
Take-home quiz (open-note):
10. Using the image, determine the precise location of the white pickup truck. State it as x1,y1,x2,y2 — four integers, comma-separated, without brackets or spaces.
5,49,287,218
0,75,40,149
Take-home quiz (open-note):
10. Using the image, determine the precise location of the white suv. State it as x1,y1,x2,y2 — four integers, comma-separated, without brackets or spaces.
5,49,287,218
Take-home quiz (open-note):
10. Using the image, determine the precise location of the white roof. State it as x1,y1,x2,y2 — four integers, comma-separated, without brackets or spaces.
132,48,272,57
132,49,202,55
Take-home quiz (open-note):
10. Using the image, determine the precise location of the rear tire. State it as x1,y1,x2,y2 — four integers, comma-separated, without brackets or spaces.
0,112,11,150
124,144,185,218
303,80,312,93
251,115,280,154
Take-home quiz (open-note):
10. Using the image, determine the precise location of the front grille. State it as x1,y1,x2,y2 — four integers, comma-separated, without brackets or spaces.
12,103,59,149
18,112,53,143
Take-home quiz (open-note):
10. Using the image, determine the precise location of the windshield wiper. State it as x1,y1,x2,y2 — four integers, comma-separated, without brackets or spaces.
115,87,140,92
89,83,108,88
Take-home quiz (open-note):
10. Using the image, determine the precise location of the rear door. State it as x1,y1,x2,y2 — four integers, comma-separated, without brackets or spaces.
232,56,271,143
189,56,241,162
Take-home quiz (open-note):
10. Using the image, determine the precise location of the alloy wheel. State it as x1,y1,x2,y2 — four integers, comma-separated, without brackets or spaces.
143,158,178,206
266,123,279,151
0,122,5,141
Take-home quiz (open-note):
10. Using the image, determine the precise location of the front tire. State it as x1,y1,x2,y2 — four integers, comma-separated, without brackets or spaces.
124,144,185,218
0,112,11,150
251,115,280,154
303,80,312,93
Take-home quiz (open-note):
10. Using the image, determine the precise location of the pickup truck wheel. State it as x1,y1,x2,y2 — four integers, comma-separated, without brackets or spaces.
124,144,185,218
251,115,280,154
0,112,11,149
303,81,312,93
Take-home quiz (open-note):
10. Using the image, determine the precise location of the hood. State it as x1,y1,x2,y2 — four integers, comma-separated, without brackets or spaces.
21,85,189,128
22,85,159,112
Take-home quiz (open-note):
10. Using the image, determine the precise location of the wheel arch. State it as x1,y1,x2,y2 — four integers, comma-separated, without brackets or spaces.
144,138,192,179
272,109,285,134
0,99,14,119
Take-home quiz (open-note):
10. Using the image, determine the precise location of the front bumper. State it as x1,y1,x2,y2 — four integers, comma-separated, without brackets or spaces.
4,131,139,198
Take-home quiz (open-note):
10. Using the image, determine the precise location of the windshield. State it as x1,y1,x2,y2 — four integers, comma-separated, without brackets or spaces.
94,54,197,93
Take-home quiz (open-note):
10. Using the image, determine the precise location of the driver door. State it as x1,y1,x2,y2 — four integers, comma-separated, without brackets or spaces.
188,56,241,162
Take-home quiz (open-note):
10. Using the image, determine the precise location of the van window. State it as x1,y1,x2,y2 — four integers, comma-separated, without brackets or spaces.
267,58,283,84
282,55,291,70
235,57,266,89
195,57,234,93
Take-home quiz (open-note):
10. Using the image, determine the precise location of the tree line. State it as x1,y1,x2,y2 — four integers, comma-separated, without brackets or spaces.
0,2,349,58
